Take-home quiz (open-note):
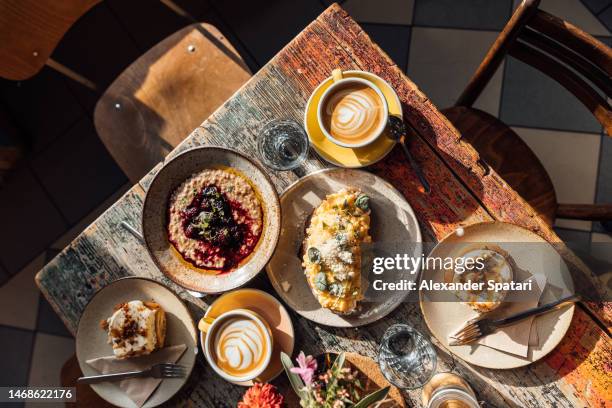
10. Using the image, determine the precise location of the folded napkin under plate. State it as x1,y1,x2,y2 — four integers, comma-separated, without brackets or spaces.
474,273,547,357
86,344,186,407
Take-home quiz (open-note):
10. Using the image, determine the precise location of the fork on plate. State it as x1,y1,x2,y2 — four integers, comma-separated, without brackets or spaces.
77,363,187,384
449,294,580,346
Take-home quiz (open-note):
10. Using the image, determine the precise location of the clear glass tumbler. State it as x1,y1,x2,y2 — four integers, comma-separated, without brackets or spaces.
257,119,309,171
378,324,437,390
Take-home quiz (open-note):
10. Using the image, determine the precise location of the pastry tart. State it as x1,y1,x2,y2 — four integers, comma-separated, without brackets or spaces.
449,245,514,314
302,188,372,314
102,300,166,359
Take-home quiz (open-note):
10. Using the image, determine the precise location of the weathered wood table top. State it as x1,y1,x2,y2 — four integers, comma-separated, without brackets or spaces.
36,4,610,407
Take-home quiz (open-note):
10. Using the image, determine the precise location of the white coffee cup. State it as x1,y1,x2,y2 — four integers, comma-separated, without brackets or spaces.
317,69,389,148
200,309,273,383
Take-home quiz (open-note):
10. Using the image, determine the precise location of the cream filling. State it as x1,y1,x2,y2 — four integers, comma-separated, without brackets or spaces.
107,300,157,358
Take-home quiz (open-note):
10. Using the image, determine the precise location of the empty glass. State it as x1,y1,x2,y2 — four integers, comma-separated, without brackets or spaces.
257,119,309,171
378,324,437,390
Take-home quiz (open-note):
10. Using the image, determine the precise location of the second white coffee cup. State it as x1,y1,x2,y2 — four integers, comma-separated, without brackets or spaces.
200,309,273,383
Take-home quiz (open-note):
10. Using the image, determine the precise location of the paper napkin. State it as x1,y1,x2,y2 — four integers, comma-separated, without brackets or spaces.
476,274,547,357
86,344,187,407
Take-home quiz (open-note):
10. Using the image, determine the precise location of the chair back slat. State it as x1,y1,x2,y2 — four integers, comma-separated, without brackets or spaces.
520,28,612,97
455,0,541,107
526,10,612,76
509,41,612,135
455,0,612,137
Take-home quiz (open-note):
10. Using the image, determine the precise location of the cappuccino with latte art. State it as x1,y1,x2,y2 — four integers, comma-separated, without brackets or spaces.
317,71,389,148
202,309,273,382
212,316,269,378
322,84,384,146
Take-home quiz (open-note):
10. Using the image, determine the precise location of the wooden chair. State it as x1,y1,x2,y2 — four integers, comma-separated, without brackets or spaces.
442,0,612,227
0,0,101,81
94,23,252,183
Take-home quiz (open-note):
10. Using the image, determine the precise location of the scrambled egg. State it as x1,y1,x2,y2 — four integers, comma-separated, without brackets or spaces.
302,188,372,314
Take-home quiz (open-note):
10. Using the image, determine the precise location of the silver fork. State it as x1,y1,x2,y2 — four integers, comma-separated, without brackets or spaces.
77,363,187,384
449,294,580,346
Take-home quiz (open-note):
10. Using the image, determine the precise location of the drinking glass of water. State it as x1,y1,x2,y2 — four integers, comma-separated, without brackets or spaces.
257,119,309,171
378,324,437,390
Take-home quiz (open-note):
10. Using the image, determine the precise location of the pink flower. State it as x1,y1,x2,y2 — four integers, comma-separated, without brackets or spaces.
290,351,317,385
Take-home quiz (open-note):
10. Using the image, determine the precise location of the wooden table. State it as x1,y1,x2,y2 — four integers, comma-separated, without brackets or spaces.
36,4,611,407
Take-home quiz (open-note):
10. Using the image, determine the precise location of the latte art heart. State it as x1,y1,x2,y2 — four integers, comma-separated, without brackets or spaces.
323,84,384,145
213,317,268,377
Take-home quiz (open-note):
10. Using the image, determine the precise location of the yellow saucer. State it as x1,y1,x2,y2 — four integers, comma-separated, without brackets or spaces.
304,70,401,168
200,288,295,386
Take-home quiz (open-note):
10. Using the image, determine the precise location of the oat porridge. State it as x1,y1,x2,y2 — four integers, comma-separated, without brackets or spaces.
167,168,263,272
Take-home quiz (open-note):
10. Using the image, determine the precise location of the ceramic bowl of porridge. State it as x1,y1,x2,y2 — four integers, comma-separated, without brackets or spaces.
142,147,281,293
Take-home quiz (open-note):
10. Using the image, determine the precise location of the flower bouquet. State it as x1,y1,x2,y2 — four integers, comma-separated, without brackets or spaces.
281,351,390,408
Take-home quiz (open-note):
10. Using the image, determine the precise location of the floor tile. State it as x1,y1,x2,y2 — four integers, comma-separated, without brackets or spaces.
591,232,612,263
199,9,261,72
211,0,324,66
29,118,127,225
0,166,67,274
37,295,72,338
0,263,9,286
50,182,131,251
554,227,592,255
51,2,141,112
596,134,612,204
513,127,600,231
27,333,75,387
595,133,612,233
407,27,503,115
0,254,45,330
0,326,35,387
107,0,193,52
343,0,414,25
599,5,612,32
166,0,213,20
0,67,85,153
581,0,612,14
539,0,610,36
500,57,603,133
413,0,511,30
361,24,411,71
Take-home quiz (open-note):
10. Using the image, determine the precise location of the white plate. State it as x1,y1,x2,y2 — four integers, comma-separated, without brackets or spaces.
76,277,198,407
266,168,422,327
420,222,575,369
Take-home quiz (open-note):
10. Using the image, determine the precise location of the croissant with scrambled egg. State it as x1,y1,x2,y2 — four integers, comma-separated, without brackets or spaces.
302,188,372,314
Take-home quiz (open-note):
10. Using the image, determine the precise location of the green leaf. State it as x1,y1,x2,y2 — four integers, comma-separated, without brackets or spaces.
326,352,346,389
331,352,346,373
280,352,308,400
353,386,390,408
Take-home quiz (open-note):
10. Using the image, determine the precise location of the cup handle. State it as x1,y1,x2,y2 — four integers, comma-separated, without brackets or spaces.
198,316,215,333
331,68,343,82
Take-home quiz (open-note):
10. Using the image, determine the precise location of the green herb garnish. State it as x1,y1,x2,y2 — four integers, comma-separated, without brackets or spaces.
308,247,321,264
355,194,370,211
314,272,328,291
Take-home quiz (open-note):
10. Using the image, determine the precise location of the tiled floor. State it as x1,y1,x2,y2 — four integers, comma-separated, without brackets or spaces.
0,0,610,393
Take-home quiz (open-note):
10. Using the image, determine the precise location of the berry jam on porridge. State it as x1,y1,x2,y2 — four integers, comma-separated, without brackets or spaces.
167,169,263,272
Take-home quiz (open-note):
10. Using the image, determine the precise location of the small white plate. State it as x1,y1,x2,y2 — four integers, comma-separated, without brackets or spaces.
76,277,198,408
266,168,422,327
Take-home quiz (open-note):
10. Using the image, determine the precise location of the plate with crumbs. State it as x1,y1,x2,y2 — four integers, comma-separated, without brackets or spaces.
266,168,422,327
76,277,198,408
